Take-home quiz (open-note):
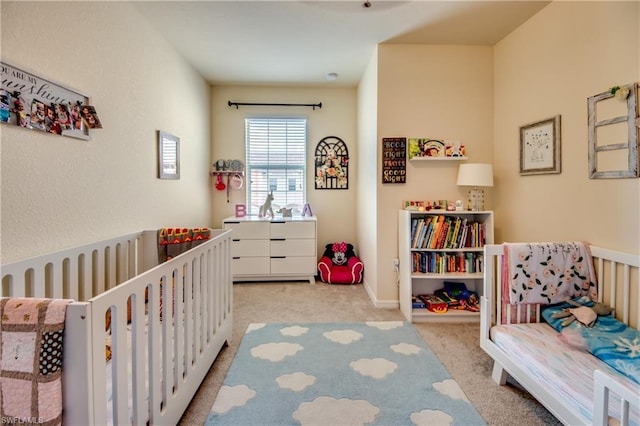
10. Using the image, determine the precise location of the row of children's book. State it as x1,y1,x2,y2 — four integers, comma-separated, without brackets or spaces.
411,251,483,274
410,215,485,250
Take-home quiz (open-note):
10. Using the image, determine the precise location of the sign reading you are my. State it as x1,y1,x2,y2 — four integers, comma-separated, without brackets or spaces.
1,61,89,139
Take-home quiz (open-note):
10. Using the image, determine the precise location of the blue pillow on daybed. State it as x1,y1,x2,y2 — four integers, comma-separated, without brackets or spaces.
542,298,640,385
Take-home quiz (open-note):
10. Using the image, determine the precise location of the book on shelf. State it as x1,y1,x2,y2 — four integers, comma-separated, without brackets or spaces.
409,214,486,250
412,295,426,309
411,251,484,274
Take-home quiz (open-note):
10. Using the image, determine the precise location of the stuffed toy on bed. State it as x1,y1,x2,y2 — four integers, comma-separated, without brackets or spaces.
550,297,613,327
317,242,364,284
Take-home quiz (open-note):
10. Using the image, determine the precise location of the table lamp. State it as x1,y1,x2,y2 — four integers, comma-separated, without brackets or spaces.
456,163,494,211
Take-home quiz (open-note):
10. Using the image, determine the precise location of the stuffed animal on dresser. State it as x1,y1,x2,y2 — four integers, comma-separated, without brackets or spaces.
259,192,274,218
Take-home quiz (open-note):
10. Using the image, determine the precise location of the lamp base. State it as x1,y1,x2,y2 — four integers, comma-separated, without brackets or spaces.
467,187,485,211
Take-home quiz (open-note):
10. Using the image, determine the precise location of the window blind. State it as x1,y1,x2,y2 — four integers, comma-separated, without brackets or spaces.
245,117,307,214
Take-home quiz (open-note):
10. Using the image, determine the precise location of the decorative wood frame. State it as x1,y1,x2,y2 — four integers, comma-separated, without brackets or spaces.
158,130,180,179
314,136,348,189
519,115,561,175
588,83,639,179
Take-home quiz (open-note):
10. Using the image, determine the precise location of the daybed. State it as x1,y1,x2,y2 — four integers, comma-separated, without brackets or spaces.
0,228,232,425
481,243,639,425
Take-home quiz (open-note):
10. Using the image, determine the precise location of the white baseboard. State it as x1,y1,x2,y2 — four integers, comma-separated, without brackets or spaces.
362,279,400,309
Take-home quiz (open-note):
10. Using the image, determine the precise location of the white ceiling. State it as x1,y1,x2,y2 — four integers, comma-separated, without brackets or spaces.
134,1,550,86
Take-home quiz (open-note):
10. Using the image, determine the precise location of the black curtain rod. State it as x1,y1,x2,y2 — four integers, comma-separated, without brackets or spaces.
228,101,322,110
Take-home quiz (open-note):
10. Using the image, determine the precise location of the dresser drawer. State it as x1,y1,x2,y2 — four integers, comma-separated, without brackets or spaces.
270,221,315,239
270,238,315,257
224,221,270,239
231,257,270,276
231,239,269,257
270,256,317,275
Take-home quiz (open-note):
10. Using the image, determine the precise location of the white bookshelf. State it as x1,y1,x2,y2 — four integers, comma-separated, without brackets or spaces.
398,209,494,322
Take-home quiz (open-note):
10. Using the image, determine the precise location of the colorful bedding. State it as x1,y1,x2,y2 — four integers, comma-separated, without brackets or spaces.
0,298,72,426
491,322,639,425
542,298,640,385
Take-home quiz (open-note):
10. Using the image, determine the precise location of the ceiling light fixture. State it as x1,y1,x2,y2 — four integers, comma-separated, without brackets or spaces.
326,72,338,81
362,1,372,8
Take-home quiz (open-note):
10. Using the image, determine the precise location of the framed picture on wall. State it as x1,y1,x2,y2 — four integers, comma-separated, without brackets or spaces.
158,130,180,179
520,115,561,175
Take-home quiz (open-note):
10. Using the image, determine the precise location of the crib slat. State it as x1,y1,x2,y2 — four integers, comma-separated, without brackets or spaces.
162,270,173,408
193,255,202,360
113,300,129,425
51,263,63,299
81,253,92,302
212,245,220,336
148,280,162,424
106,246,117,290
622,264,630,325
131,290,146,425
67,256,78,300
33,267,45,298
174,265,185,392
175,262,193,387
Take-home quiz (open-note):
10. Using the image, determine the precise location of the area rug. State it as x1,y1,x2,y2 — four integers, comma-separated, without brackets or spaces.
205,321,486,425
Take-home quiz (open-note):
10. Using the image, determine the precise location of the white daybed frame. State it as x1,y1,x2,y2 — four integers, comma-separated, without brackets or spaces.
1,229,232,425
481,244,640,426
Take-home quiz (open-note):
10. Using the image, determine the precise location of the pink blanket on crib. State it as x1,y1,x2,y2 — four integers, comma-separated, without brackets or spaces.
502,242,597,305
0,298,72,425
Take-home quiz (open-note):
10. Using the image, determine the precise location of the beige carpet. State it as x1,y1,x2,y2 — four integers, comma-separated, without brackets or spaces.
179,282,561,425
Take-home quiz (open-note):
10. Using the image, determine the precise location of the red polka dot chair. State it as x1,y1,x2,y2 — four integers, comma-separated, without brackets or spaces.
317,242,364,284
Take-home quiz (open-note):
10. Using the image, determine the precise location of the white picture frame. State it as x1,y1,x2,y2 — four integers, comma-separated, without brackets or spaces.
158,130,180,179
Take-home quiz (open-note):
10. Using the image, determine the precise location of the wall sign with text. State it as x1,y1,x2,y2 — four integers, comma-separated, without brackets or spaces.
382,137,406,184
1,61,97,140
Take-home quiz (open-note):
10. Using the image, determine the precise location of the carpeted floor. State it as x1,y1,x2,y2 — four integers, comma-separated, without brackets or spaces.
179,282,562,425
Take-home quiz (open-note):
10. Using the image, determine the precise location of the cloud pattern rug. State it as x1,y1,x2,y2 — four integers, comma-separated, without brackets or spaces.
206,321,486,425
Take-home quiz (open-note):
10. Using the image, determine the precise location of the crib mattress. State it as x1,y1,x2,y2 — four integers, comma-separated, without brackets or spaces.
490,322,639,425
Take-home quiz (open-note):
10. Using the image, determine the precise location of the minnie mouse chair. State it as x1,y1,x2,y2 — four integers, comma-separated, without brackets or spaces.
317,242,364,284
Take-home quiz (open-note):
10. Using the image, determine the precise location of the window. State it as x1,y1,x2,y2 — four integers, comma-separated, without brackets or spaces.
245,117,307,215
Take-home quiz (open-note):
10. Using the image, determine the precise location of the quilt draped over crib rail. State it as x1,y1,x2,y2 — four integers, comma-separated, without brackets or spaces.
0,298,72,425
502,242,597,305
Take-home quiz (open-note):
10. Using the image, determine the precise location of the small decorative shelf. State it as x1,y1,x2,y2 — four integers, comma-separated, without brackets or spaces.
409,156,468,161
209,170,244,177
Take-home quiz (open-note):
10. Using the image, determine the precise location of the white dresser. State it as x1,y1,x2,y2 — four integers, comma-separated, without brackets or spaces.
222,215,317,283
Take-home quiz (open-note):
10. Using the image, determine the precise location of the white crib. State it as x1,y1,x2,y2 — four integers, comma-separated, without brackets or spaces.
1,229,233,425
481,244,639,425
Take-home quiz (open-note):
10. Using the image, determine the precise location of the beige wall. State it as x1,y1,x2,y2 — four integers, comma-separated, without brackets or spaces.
209,85,358,256
494,1,640,254
2,2,637,308
356,49,380,301
1,2,212,263
375,45,494,304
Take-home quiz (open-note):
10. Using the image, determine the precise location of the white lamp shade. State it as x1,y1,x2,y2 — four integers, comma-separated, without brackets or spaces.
457,163,494,187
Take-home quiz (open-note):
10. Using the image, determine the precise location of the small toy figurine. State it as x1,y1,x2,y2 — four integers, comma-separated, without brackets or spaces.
259,192,274,218
278,207,292,217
